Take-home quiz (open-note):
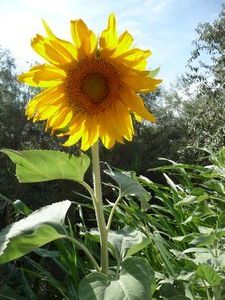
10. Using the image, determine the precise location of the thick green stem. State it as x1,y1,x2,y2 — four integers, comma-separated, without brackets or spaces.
91,142,109,274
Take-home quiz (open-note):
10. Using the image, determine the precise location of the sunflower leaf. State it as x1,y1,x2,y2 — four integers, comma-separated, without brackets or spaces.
1,149,90,183
107,227,148,261
78,257,154,300
89,227,149,262
105,168,151,210
0,200,71,264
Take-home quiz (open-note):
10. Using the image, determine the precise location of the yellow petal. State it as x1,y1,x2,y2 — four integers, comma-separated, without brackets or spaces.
134,113,143,122
100,110,124,144
34,103,63,121
81,116,99,151
63,115,86,146
122,72,162,92
71,19,97,57
110,47,151,72
100,13,118,51
101,135,116,149
132,59,148,71
69,113,85,132
42,20,78,60
48,107,73,129
99,124,116,149
97,112,117,149
63,129,84,147
112,31,133,57
31,34,72,66
48,39,75,62
121,88,156,122
113,101,134,141
26,86,64,118
18,64,65,87
116,48,151,62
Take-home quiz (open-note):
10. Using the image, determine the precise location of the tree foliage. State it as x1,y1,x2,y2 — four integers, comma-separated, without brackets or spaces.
180,4,225,160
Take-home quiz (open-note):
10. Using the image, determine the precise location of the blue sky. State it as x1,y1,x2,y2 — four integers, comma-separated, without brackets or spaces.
0,0,223,86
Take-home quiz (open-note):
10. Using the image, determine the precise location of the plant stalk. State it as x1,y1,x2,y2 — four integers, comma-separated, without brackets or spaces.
91,142,109,274
106,193,122,231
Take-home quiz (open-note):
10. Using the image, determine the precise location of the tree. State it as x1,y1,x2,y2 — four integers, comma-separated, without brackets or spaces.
179,4,225,161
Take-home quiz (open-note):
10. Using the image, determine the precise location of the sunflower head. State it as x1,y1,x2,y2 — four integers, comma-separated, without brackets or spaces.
19,14,162,151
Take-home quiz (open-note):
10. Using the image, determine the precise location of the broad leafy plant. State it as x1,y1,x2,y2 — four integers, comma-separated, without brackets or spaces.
0,148,154,300
109,147,225,299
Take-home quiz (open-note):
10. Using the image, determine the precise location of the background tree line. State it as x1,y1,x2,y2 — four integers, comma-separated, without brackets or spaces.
0,4,224,214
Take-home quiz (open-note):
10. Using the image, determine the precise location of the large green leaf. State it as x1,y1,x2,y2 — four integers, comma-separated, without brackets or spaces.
78,257,154,300
105,169,150,210
0,200,71,264
196,264,222,286
1,149,90,183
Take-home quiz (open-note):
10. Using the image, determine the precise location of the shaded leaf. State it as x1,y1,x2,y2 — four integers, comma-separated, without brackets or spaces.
105,169,150,210
0,284,28,300
107,227,147,261
159,282,190,300
78,257,154,300
13,199,32,216
127,238,150,258
89,227,148,262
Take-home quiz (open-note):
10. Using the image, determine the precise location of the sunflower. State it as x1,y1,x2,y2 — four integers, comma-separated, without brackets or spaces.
19,14,162,151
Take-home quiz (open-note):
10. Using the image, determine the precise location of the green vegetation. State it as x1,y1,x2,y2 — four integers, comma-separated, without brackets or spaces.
1,147,225,299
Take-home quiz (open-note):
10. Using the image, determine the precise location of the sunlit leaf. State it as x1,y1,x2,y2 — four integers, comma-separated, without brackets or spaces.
196,264,222,286
0,200,71,264
1,149,90,183
190,231,216,247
